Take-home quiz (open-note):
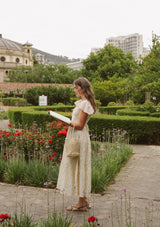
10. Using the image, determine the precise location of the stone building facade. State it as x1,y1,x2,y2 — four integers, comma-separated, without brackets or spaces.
0,34,33,82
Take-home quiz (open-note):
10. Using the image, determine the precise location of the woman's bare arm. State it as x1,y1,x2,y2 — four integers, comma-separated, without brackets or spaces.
70,110,88,130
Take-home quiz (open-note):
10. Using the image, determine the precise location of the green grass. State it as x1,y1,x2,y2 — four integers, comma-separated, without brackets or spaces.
37,212,73,227
91,142,132,193
0,141,132,194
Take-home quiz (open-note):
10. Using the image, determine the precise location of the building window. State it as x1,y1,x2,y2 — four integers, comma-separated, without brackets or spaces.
1,56,5,62
28,49,30,53
5,71,8,75
16,58,20,63
25,60,28,64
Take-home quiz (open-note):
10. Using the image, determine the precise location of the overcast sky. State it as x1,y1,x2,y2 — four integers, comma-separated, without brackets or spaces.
1,0,160,59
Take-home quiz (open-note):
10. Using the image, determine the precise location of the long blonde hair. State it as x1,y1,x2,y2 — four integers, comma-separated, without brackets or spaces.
73,77,97,113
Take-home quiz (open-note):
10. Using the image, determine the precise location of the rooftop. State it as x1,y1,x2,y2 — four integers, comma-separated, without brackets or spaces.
0,34,22,51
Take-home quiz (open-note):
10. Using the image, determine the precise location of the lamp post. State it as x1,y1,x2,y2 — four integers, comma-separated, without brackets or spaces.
24,70,28,106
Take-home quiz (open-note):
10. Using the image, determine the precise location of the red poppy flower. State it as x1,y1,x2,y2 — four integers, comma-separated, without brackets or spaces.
0,213,8,219
57,130,63,135
4,155,7,159
62,130,67,136
48,139,52,143
64,127,69,132
51,135,55,138
51,122,55,125
15,132,21,136
38,140,45,144
88,216,96,222
57,122,63,127
8,124,12,127
5,132,10,137
49,156,53,160
53,152,57,156
57,130,67,136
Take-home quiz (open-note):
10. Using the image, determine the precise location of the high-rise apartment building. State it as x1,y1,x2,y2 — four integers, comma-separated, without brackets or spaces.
105,33,149,60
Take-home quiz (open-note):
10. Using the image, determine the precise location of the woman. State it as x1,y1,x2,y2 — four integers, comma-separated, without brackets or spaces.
57,77,97,211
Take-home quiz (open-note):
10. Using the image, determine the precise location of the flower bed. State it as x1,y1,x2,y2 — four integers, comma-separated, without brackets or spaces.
0,122,132,193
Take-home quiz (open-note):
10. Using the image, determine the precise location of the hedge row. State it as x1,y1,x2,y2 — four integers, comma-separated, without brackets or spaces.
89,114,160,144
98,106,126,114
33,105,74,112
8,107,160,145
2,98,25,106
116,109,150,117
8,106,73,128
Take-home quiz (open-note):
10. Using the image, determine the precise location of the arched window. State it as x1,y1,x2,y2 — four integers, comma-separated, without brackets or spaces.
16,58,20,63
26,60,28,64
1,56,5,62
28,49,30,53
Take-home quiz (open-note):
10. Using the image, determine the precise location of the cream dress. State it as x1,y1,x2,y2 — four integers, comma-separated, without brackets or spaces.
57,99,94,198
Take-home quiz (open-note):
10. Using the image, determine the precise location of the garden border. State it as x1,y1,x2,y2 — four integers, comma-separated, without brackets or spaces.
8,107,160,144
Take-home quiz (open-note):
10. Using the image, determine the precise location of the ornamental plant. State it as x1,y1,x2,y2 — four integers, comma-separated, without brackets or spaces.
0,213,12,225
86,216,100,227
0,121,68,163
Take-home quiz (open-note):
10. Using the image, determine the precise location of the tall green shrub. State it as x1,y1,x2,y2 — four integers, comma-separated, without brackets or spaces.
26,85,74,106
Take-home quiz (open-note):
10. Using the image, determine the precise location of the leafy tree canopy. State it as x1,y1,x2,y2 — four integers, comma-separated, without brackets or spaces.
82,44,137,81
141,34,160,74
6,64,80,84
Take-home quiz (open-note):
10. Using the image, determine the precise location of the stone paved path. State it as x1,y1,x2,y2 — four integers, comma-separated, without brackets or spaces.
1,145,160,226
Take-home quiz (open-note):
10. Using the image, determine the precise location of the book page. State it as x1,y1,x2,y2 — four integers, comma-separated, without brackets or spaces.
48,111,71,124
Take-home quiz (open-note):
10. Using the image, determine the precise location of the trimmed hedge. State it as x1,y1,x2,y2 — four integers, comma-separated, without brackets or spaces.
2,98,25,106
8,107,160,145
99,106,126,114
150,112,160,118
89,114,160,144
8,106,73,127
116,109,150,117
33,105,74,112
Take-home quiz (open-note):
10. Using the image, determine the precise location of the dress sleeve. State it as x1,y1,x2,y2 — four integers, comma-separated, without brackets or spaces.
78,100,94,115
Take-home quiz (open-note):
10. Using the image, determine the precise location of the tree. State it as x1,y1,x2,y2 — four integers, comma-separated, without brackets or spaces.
132,34,160,103
92,80,117,105
82,44,137,82
7,64,80,84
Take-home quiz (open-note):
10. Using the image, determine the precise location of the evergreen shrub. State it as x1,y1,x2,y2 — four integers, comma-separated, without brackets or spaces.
27,85,74,105
150,112,160,117
142,101,155,113
8,106,73,127
8,107,160,144
99,106,126,114
2,98,25,106
116,109,150,116
88,114,160,144
8,107,72,128
125,100,135,106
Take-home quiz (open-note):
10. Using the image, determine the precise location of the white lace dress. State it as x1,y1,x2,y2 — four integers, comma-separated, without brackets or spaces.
57,99,94,198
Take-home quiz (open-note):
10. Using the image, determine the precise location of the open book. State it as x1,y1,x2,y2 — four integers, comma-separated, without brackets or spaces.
48,110,71,124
